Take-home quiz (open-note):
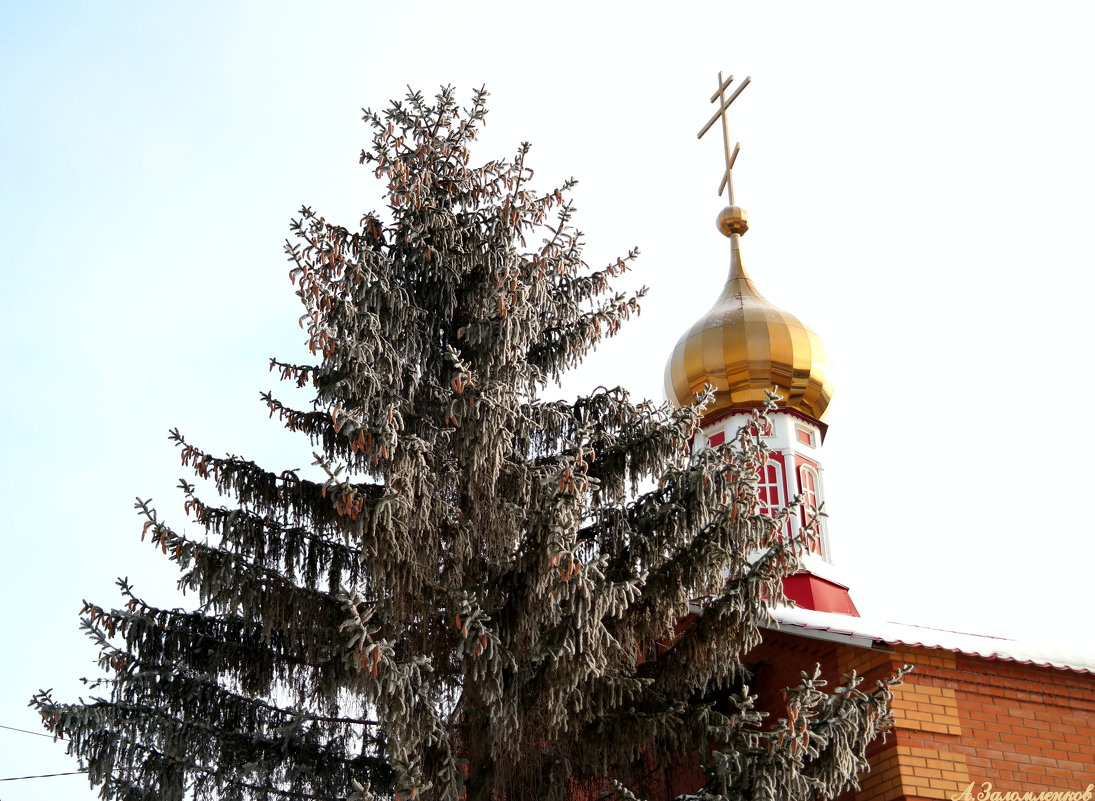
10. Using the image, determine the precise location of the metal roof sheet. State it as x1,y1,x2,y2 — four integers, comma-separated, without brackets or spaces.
769,605,1095,675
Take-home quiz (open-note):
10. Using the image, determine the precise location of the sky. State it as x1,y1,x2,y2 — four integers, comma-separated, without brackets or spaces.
2,1,1094,798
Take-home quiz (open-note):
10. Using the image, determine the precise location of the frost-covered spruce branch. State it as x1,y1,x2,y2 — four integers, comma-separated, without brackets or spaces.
34,86,900,801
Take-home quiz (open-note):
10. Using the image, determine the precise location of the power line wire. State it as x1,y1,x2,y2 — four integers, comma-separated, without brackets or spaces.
0,722,53,739
0,769,87,781
0,722,87,784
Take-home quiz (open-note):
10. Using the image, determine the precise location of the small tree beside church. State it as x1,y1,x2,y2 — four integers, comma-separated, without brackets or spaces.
34,87,900,801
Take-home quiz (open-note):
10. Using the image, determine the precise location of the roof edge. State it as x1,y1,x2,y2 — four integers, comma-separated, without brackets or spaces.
768,605,1095,675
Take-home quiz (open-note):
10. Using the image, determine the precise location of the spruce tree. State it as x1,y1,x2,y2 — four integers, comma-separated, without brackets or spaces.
34,86,901,801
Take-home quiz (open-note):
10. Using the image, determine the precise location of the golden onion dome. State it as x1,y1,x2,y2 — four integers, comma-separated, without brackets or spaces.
664,206,833,421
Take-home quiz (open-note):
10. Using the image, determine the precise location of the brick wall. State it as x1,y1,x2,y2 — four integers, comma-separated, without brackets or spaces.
752,633,1095,801
833,641,1095,801
888,646,1095,792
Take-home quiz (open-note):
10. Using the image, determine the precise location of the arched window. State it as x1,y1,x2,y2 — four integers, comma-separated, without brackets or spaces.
798,465,823,552
758,462,783,515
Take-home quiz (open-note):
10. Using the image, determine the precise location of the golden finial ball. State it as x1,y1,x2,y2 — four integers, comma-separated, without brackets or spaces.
716,205,749,237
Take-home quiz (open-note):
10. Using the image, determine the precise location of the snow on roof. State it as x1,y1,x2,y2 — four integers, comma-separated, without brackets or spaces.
768,605,1095,675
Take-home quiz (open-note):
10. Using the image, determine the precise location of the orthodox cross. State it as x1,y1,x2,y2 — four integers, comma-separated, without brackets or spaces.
697,72,751,204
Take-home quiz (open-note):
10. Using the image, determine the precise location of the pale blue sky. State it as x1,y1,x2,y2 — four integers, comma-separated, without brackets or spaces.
3,2,1094,798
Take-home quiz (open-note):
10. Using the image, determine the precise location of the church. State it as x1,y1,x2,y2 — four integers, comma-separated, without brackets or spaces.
662,74,1095,800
